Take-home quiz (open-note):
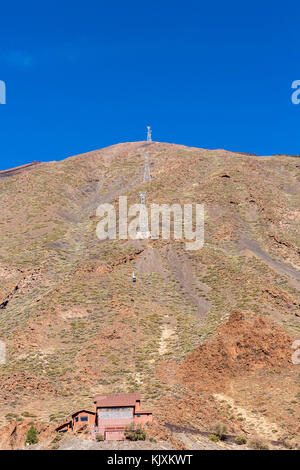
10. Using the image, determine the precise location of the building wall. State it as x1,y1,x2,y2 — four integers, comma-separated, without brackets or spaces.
97,416,133,430
105,430,125,441
98,407,134,420
97,407,134,431
57,422,72,433
91,399,153,441
73,412,95,431
134,413,153,425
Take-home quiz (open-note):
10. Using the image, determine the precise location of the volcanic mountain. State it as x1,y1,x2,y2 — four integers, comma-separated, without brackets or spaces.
0,141,299,449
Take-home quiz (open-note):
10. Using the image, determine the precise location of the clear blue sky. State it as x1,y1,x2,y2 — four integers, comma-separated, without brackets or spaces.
0,1,300,170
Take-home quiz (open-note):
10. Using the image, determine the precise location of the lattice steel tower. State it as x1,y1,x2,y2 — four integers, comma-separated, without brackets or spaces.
137,192,150,239
143,153,151,182
147,126,152,144
139,191,146,204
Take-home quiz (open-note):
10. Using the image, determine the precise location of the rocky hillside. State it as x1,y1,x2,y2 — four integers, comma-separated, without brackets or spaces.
0,141,299,449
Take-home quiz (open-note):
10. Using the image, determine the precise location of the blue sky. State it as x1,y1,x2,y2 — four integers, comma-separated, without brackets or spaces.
0,1,300,170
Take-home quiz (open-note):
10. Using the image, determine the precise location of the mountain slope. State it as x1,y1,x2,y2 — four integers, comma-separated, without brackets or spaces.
0,141,299,447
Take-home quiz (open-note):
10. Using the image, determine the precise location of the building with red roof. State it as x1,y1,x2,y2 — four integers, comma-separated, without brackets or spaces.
56,393,152,441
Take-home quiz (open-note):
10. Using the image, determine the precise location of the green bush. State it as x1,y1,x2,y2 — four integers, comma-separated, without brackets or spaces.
96,434,104,442
5,413,21,422
125,424,146,441
51,443,60,450
235,436,247,445
213,422,227,441
21,411,37,418
25,425,39,446
51,433,62,444
249,437,269,450
209,434,220,442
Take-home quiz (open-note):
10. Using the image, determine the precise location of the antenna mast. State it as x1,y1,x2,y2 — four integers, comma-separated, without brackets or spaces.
139,191,146,205
136,192,150,239
143,153,151,182
147,126,152,144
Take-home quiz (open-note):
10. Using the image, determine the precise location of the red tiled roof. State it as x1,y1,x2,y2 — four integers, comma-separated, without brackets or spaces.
71,409,95,417
105,426,125,431
94,393,141,407
55,421,72,431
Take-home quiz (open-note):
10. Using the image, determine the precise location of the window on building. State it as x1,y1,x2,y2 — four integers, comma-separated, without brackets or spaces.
75,417,79,422
80,416,88,422
137,414,140,417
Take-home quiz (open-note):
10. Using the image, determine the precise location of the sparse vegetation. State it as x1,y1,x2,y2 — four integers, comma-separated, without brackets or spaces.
235,436,247,445
249,436,269,450
51,433,63,444
21,411,37,418
212,423,227,441
5,413,22,422
50,433,62,450
0,143,299,449
25,425,39,446
125,424,146,441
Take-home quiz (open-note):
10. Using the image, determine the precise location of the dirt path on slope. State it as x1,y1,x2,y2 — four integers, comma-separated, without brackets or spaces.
239,234,300,290
214,393,280,440
136,245,210,321
165,246,211,321
158,325,174,356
